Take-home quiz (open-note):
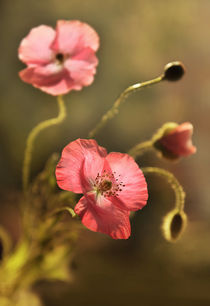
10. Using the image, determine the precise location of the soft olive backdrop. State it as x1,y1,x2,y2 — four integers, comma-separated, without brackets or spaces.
0,1,210,305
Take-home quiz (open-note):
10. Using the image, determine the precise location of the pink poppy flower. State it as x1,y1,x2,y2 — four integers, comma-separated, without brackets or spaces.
18,20,99,95
56,139,148,239
155,122,196,159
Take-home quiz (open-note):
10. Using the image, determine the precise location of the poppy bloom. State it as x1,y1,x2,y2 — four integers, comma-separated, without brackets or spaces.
18,20,99,95
56,139,148,239
153,122,196,160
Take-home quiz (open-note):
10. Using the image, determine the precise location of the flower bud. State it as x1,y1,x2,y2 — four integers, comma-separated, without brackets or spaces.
163,61,185,81
152,122,196,160
161,208,187,242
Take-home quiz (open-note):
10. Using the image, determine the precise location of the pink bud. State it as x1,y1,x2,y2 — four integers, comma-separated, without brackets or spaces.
154,122,196,160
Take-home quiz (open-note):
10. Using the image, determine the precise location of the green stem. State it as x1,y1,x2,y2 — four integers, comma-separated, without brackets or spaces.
50,206,77,220
22,95,66,193
142,167,185,211
88,75,164,139
128,140,153,159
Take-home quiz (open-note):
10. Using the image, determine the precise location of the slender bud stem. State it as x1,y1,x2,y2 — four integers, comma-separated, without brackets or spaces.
88,75,164,138
128,140,153,159
88,61,185,139
142,167,185,211
22,95,66,193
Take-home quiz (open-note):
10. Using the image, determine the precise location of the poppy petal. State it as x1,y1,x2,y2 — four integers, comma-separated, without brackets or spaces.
18,25,55,65
75,193,131,239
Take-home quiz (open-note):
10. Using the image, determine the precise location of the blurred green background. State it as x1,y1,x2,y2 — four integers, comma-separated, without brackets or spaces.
1,0,210,305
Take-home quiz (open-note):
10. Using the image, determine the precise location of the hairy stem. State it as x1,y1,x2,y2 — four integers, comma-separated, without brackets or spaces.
128,140,153,159
88,75,164,139
142,167,185,211
22,95,66,193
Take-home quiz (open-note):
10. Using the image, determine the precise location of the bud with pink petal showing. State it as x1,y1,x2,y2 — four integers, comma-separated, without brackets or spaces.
152,122,196,160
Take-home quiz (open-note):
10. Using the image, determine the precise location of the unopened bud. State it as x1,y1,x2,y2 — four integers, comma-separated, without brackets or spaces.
163,61,185,81
152,122,196,160
162,208,187,242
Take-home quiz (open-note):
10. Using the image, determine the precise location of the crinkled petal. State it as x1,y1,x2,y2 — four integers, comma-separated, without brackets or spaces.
81,152,106,193
19,63,64,85
65,47,98,87
18,25,55,65
74,193,131,239
19,64,75,95
37,77,78,96
160,122,196,156
52,20,99,56
106,152,148,211
56,139,107,193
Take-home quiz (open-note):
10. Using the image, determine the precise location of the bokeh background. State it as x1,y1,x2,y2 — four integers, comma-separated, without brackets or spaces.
1,0,210,305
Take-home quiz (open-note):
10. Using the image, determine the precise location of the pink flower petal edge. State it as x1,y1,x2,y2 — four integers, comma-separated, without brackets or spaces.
18,20,99,95
159,122,196,158
56,139,107,194
75,194,131,239
56,139,148,239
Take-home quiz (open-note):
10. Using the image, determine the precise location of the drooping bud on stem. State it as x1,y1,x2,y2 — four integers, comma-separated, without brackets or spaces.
162,208,187,242
128,121,196,161
152,122,196,160
142,167,187,242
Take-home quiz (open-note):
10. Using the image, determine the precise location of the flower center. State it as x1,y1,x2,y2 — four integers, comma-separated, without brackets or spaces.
99,180,112,192
55,53,64,64
94,170,125,197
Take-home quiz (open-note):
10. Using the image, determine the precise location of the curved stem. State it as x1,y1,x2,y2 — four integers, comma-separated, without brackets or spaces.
22,95,66,193
88,74,164,139
142,167,185,211
50,206,77,220
128,140,153,159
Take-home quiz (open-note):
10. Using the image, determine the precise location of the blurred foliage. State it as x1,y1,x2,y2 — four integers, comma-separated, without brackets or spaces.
0,290,43,306
0,154,79,305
